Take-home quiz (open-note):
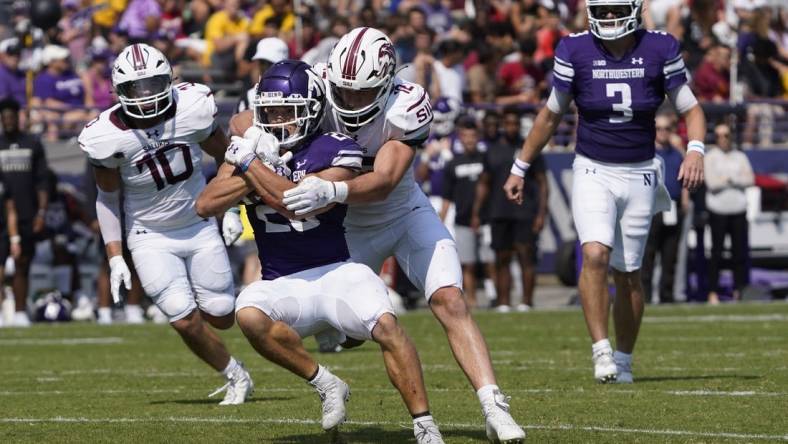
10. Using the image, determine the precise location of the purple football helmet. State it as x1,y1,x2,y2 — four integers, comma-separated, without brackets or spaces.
253,60,326,149
431,97,461,138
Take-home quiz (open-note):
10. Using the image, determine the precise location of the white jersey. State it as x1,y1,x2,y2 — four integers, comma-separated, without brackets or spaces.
79,82,218,232
322,77,433,228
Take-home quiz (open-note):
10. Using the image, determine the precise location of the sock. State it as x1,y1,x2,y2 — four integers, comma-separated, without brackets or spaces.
614,350,632,366
592,339,612,356
476,384,500,404
221,357,239,378
125,304,143,318
308,364,329,385
52,265,72,295
98,307,112,322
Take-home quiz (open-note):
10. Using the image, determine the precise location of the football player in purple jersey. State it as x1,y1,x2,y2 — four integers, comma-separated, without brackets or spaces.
196,61,444,443
503,0,706,383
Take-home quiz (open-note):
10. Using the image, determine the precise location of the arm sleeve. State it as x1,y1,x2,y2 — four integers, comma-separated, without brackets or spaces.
552,39,574,94
546,87,573,114
96,188,123,243
663,36,689,91
667,84,699,114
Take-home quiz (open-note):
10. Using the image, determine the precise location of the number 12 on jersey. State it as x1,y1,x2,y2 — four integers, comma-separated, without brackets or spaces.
136,144,194,190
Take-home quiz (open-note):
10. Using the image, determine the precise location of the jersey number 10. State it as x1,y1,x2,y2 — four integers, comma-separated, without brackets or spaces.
136,144,194,190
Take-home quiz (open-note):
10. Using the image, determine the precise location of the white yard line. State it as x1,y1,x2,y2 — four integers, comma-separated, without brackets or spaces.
0,416,785,441
0,337,124,346
1,387,784,397
643,314,788,323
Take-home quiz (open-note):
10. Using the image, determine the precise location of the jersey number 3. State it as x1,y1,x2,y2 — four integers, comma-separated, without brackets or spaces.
136,144,194,190
606,83,633,123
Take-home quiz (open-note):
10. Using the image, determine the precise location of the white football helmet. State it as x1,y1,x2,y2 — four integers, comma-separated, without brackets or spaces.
325,27,397,129
112,43,173,119
587,0,643,40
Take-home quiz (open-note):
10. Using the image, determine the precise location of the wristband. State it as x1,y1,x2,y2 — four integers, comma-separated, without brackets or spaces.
10,235,21,244
687,140,705,156
238,153,257,172
226,207,240,215
510,159,531,178
333,181,349,203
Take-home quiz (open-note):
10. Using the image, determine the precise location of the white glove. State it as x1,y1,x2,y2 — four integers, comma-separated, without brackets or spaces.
225,136,257,171
108,255,131,305
282,176,349,216
244,126,293,176
222,208,243,246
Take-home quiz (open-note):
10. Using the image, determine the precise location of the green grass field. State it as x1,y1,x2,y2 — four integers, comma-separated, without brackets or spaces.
1,302,787,443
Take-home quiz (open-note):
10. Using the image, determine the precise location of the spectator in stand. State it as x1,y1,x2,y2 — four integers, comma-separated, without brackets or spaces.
705,123,754,304
429,39,465,104
533,1,565,67
92,0,129,36
57,0,92,68
0,168,21,328
203,0,250,79
473,109,548,312
671,0,722,71
80,48,115,111
422,0,453,34
692,44,731,102
0,98,49,327
117,0,162,43
236,38,289,119
31,45,94,141
249,0,294,39
416,97,461,219
641,114,689,304
300,17,349,67
466,45,500,105
510,0,540,38
497,38,545,106
0,38,26,108
441,118,485,308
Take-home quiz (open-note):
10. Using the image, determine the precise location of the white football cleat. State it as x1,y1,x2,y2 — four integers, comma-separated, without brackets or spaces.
13,311,31,328
482,389,526,443
309,372,350,430
97,307,113,325
414,417,445,444
593,349,618,383
124,305,145,324
71,295,95,322
614,359,633,384
211,361,254,405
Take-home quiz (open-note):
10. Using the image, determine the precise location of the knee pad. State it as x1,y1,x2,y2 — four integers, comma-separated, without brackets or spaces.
198,293,235,318
155,285,197,323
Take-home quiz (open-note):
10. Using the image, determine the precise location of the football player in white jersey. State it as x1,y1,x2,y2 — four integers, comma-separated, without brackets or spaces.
280,27,526,442
78,43,253,405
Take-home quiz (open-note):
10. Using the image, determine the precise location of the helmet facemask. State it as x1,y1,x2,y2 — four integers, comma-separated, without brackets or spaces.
253,91,323,150
116,74,173,119
587,0,642,41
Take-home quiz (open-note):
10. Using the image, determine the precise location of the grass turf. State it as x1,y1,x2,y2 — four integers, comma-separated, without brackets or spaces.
1,302,787,443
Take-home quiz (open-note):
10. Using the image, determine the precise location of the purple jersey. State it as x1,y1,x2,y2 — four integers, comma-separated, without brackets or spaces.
245,132,363,280
553,30,688,163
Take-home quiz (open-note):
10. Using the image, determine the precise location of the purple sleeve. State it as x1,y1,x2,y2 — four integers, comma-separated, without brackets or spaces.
662,35,688,91
552,38,574,93
33,74,55,100
143,0,162,17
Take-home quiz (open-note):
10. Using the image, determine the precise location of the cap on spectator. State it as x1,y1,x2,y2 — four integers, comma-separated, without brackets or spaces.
0,38,21,55
41,44,70,65
733,0,766,10
252,37,289,63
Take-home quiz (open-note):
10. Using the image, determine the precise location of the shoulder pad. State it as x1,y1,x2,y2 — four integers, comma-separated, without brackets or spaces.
174,82,218,131
386,79,432,142
78,107,123,161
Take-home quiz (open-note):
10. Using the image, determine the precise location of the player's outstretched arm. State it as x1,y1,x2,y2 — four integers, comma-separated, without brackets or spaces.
93,166,131,303
195,162,253,217
199,126,232,166
345,139,415,204
504,104,564,205
677,104,706,191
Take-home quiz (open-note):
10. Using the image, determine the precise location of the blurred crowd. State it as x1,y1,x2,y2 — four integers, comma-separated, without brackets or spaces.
0,0,786,142
0,0,786,324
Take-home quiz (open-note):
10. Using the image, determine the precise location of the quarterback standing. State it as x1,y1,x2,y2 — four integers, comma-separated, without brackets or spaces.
79,44,253,404
503,0,706,383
